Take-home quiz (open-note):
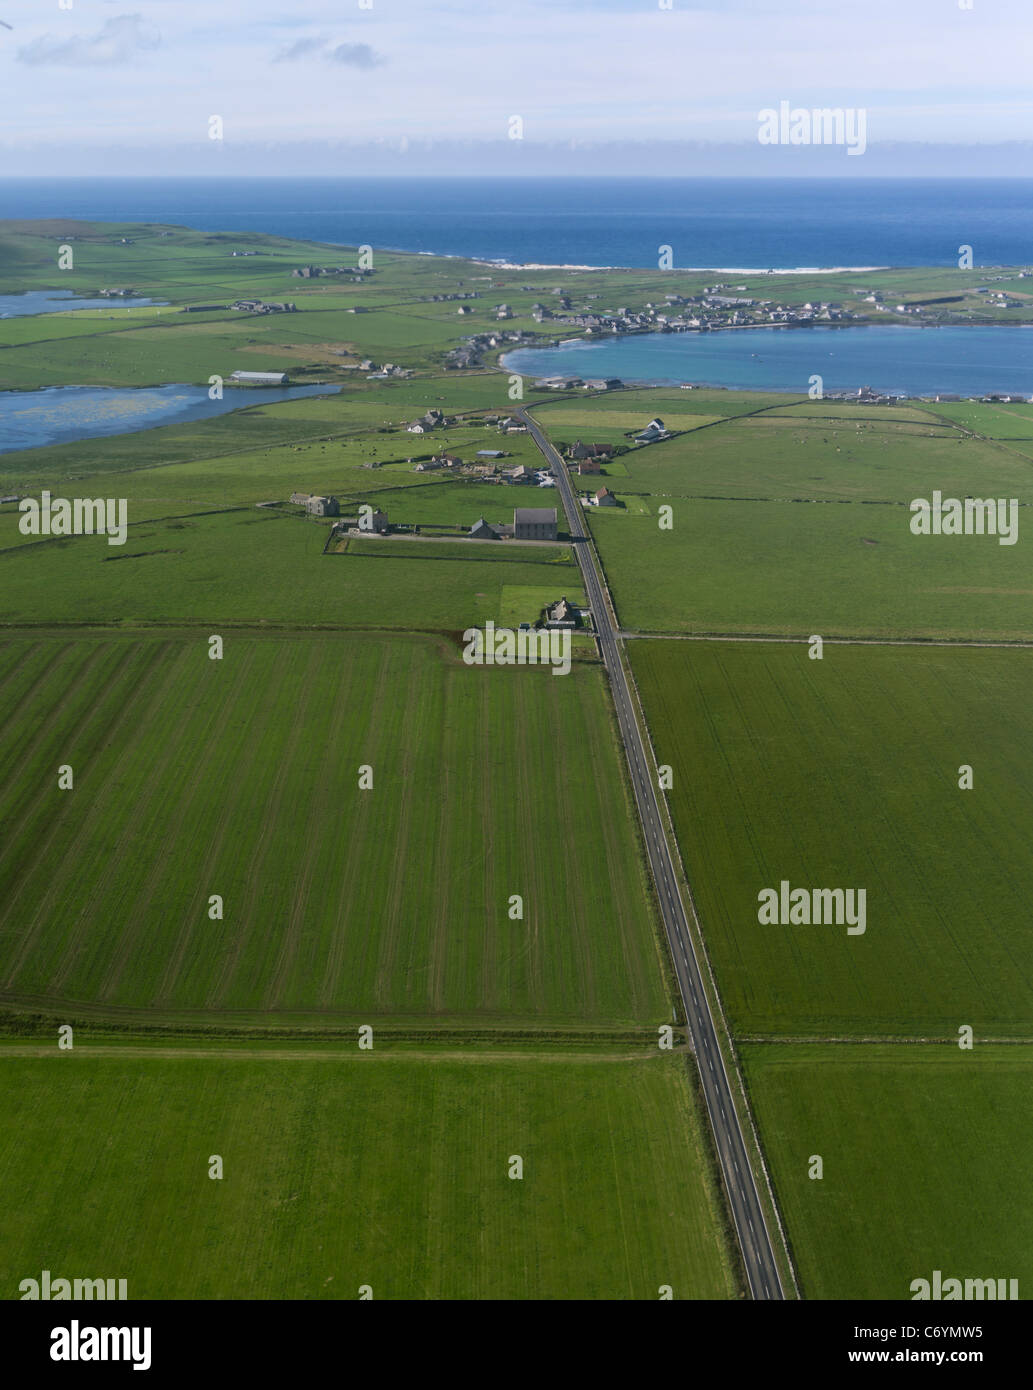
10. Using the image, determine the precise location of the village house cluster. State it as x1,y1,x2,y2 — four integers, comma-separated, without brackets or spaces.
444,328,538,370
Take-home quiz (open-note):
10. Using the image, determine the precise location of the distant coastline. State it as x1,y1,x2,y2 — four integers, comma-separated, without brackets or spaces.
477,261,892,274
3,176,1033,269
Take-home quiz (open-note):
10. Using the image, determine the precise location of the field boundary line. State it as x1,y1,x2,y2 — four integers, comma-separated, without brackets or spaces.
740,1034,1033,1045
0,1043,680,1063
620,632,1033,649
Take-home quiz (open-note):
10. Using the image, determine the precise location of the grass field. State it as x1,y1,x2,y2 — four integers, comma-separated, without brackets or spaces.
0,631,666,1029
590,499,1033,640
340,536,576,568
0,1050,738,1299
630,639,1033,1036
593,411,1031,503
743,1044,1033,1300
0,509,577,630
9,218,1032,1302
530,391,1033,640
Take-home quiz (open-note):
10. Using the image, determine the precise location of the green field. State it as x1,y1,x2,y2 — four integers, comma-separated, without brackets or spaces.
743,1044,1033,1300
0,1050,738,1299
0,631,666,1029
630,639,1033,1036
0,509,578,630
590,499,1033,640
340,536,576,568
526,394,1033,641
8,217,1033,1302
590,411,1030,504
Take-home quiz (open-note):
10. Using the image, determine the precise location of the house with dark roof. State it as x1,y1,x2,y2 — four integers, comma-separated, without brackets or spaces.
513,507,557,540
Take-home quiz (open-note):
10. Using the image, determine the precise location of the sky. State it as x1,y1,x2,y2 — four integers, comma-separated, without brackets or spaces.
1,0,1033,175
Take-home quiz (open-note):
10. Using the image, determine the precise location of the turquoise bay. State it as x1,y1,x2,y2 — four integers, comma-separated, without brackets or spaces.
503,325,1033,398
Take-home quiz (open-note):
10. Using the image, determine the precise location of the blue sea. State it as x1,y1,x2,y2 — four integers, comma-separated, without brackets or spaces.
3,177,1033,270
503,326,1033,398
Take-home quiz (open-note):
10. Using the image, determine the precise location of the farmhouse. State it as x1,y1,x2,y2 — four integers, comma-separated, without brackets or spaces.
568,440,613,461
470,518,504,540
577,458,602,475
593,487,618,507
289,491,311,505
414,457,443,471
407,409,446,433
507,464,535,483
230,370,289,386
634,417,668,442
543,596,580,629
514,507,558,541
306,495,340,517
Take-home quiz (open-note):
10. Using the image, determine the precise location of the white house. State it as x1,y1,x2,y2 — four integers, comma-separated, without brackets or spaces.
634,418,667,443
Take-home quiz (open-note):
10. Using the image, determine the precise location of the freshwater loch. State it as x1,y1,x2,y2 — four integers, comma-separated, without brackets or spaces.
0,289,168,317
0,382,340,454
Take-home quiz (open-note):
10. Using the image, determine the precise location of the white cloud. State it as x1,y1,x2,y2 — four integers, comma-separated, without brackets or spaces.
17,14,161,67
3,0,1033,160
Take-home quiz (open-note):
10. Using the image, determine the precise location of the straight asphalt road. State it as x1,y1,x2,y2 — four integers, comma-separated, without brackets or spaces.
517,406,786,1301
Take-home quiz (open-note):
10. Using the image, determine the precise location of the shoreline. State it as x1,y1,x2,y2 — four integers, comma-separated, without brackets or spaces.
472,258,892,274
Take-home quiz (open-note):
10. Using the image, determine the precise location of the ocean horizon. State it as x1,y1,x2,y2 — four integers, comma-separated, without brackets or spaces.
3,176,1033,271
